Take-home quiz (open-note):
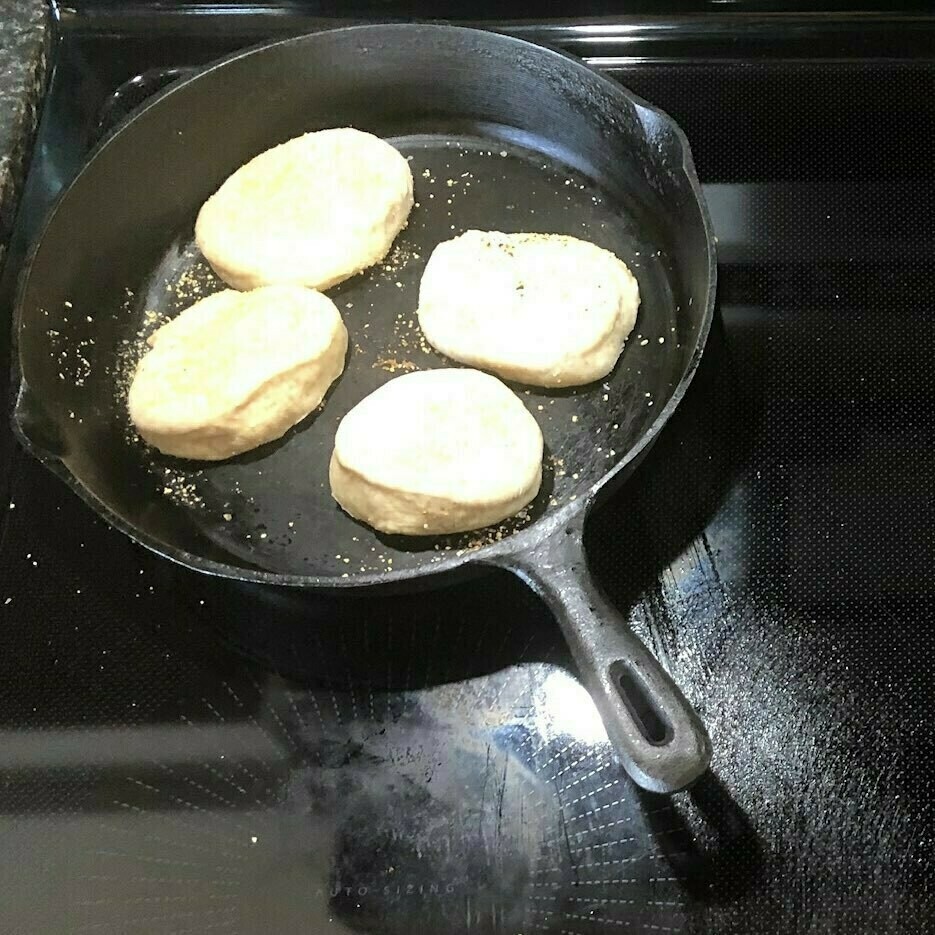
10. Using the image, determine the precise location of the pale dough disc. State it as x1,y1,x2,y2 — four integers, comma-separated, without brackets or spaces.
417,230,640,387
195,128,414,291
128,285,347,460
330,368,543,535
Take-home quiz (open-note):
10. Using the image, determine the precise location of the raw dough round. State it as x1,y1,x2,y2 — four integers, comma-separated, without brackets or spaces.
330,368,543,535
417,230,640,387
195,127,414,291
129,285,347,460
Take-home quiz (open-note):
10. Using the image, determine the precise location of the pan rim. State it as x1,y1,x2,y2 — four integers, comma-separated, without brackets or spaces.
13,22,717,592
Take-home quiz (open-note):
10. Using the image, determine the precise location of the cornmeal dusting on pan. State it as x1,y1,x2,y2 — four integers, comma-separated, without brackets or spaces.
449,506,536,556
378,239,421,277
373,357,418,374
160,467,204,509
373,308,435,364
548,454,567,479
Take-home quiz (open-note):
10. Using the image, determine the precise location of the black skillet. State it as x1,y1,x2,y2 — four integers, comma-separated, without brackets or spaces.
12,24,716,793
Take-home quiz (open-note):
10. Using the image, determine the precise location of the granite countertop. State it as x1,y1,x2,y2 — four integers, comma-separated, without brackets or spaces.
0,0,51,268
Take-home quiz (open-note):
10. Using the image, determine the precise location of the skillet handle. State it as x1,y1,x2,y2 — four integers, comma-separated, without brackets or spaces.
494,516,711,793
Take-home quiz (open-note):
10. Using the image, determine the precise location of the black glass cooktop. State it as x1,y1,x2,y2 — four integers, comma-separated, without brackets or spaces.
2,5,935,934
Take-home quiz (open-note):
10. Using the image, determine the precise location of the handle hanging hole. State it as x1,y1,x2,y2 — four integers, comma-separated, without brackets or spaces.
609,660,673,746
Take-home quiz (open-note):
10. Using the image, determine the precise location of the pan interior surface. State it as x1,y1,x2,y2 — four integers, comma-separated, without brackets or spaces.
104,132,679,579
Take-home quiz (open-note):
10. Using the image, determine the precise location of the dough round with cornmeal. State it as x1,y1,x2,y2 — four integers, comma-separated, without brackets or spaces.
195,128,414,291
330,369,543,535
418,230,640,387
129,286,347,460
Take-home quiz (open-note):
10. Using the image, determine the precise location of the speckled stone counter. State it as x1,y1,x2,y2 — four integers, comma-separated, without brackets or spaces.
0,0,51,268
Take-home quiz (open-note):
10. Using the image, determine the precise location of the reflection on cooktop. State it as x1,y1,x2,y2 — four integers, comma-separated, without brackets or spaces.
0,658,696,932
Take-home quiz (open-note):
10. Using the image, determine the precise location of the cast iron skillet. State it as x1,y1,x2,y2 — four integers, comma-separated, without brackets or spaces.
12,24,716,793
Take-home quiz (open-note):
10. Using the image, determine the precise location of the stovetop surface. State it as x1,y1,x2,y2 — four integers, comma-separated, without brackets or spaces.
2,5,935,934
